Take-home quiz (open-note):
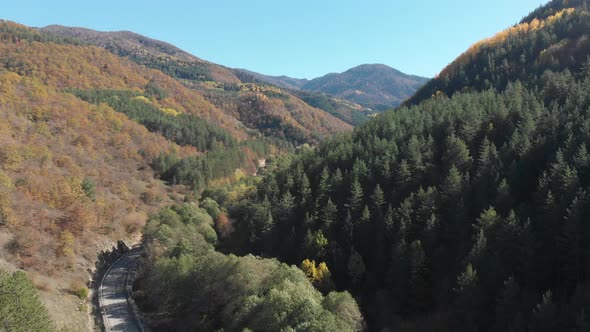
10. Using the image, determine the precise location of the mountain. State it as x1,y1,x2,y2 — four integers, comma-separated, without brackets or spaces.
212,1,590,331
41,25,241,84
41,25,355,141
234,69,374,126
240,64,429,110
301,64,429,109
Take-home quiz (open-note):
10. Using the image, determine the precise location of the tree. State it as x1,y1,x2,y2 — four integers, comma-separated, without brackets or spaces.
304,230,329,258
346,178,364,216
300,259,333,291
442,134,473,172
320,198,338,233
0,270,54,332
276,191,295,228
370,184,385,219
316,166,331,207
454,264,481,332
81,177,96,200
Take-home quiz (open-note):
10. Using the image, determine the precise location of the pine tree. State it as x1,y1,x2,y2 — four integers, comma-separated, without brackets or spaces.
495,178,512,215
346,178,364,216
395,159,412,192
320,198,338,233
0,270,54,332
276,191,295,228
574,144,590,182
370,184,385,218
454,264,481,332
384,204,395,240
316,166,331,207
298,173,312,208
393,198,412,242
442,134,473,172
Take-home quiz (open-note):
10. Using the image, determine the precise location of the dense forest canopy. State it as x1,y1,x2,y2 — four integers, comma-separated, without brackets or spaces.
223,64,590,331
210,1,590,330
136,203,365,331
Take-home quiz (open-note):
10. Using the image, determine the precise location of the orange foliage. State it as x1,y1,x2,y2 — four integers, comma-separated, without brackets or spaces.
215,213,234,239
0,70,191,273
0,37,249,140
439,8,575,79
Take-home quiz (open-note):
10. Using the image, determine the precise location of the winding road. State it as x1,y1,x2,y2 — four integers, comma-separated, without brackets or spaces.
98,247,148,332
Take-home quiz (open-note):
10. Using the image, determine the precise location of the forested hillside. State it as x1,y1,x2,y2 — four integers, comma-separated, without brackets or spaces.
0,21,287,330
135,203,364,331
3,0,590,331
41,25,356,140
0,20,362,331
213,1,590,330
407,0,590,105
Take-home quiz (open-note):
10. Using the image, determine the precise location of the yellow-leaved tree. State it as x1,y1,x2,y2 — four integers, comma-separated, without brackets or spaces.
300,259,333,292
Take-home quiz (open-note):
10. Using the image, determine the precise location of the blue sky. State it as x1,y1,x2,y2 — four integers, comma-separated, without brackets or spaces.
3,0,548,79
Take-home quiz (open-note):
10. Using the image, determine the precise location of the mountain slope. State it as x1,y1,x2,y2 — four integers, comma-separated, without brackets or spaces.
41,25,354,141
41,25,241,84
213,1,590,331
235,68,309,90
0,20,267,329
301,64,428,109
234,69,373,126
406,0,590,105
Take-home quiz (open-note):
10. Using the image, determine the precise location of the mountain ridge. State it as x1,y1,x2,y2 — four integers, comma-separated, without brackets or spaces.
238,64,429,109
40,24,354,143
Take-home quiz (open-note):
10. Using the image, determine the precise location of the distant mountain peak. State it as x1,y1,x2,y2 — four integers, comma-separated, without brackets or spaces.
238,64,428,109
300,64,429,109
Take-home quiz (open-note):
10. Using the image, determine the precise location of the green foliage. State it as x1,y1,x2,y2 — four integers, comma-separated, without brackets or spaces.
142,252,363,331
71,89,235,151
222,56,590,329
0,269,55,332
295,90,370,126
81,177,95,200
72,285,89,300
139,205,364,331
144,203,218,252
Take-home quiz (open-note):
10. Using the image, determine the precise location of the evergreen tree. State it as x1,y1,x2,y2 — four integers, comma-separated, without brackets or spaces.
321,198,338,233
346,178,364,216
0,270,54,332
454,264,481,332
370,184,385,219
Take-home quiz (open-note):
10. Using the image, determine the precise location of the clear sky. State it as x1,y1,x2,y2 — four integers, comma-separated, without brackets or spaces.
3,0,549,79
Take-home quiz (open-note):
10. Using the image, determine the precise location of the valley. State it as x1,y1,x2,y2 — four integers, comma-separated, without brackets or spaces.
1,0,590,331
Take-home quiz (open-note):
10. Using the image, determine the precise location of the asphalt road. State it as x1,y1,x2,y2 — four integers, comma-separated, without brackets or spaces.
99,248,146,332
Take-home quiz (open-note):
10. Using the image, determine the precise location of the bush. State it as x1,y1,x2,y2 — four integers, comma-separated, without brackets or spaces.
71,284,89,300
